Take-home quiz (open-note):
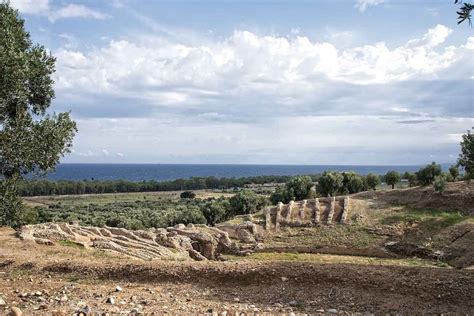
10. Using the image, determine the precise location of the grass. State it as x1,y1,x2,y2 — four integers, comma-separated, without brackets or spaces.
381,208,465,227
58,239,85,249
224,252,448,268
266,225,383,249
23,190,233,207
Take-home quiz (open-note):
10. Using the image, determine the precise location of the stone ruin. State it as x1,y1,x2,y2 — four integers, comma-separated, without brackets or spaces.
19,221,260,261
264,196,350,231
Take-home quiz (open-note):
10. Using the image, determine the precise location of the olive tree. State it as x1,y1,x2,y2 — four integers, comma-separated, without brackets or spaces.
0,3,77,227
384,171,401,189
366,173,381,191
416,162,442,185
317,171,343,197
458,128,473,179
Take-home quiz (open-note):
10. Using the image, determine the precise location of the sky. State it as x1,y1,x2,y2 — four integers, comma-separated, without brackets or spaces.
9,0,474,165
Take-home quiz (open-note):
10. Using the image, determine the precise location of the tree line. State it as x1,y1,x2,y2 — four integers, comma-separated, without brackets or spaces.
17,175,303,197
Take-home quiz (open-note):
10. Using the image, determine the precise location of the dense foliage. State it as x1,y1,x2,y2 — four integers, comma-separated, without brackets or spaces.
18,175,301,197
24,190,271,229
180,191,196,199
384,171,401,189
366,173,381,191
317,172,344,197
416,162,442,186
0,3,77,227
229,190,269,216
433,174,447,194
270,176,315,203
458,128,473,179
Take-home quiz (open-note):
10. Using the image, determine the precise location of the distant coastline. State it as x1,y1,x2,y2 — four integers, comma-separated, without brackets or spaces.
41,163,452,182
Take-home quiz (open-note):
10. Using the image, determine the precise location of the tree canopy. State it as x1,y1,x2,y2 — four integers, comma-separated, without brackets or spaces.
0,3,77,227
458,128,474,179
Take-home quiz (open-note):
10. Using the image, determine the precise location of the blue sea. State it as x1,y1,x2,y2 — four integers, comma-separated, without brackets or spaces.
41,164,435,182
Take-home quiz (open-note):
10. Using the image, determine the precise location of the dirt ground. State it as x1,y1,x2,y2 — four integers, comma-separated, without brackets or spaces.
1,228,473,315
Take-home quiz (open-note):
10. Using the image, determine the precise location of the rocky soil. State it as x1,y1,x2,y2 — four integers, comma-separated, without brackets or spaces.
1,258,474,315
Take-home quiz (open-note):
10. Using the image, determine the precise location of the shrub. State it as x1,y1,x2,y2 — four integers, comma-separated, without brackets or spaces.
285,176,314,201
229,190,268,216
317,171,343,197
366,173,381,191
201,198,230,226
416,162,442,185
180,191,196,199
341,172,367,194
434,174,447,194
404,172,417,187
449,165,459,181
458,128,474,180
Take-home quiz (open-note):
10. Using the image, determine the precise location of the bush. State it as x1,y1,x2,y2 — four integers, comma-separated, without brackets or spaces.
317,171,343,197
270,186,291,204
180,191,196,199
229,190,268,216
403,172,417,187
433,174,447,193
416,162,442,185
366,173,381,191
285,176,314,201
458,128,473,180
342,172,367,194
201,198,230,226
449,165,459,181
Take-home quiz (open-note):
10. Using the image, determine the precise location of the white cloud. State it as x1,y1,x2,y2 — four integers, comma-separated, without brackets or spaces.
54,24,470,106
48,4,108,22
51,24,472,164
355,0,385,12
9,0,107,22
9,0,49,14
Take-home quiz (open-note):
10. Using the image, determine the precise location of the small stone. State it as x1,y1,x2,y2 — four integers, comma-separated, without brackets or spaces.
106,297,115,304
316,309,325,313
281,276,288,282
289,313,296,316
289,300,298,306
8,307,22,316
0,298,6,306
38,304,48,310
115,286,122,292
328,309,338,314
35,291,42,296
60,295,68,302
219,312,228,316
233,298,240,302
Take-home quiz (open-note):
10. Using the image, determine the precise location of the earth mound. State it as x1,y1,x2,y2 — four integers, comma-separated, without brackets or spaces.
354,181,474,215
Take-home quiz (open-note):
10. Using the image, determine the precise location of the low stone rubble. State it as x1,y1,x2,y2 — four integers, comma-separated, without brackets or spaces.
19,222,260,261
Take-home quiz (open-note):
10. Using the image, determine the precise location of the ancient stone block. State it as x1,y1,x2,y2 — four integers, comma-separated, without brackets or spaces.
299,200,307,223
264,207,271,231
276,202,283,230
313,198,320,225
341,196,350,224
287,200,294,222
326,196,336,224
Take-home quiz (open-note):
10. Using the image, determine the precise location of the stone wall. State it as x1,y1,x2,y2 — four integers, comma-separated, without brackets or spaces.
264,196,350,231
